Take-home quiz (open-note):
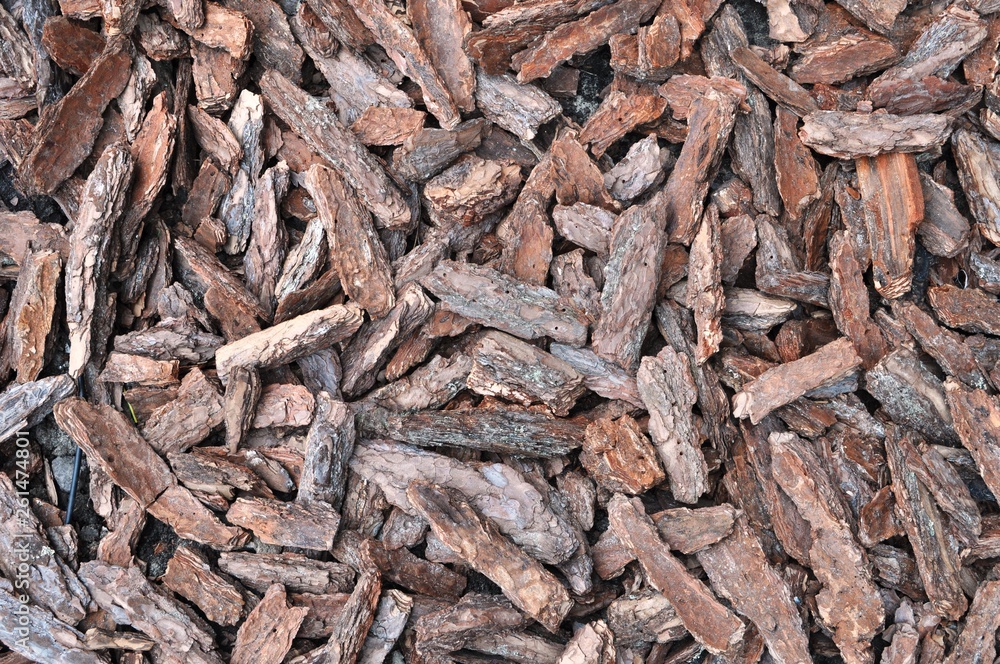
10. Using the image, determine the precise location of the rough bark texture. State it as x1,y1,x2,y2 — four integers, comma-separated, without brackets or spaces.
637,345,707,504
8,2,1000,660
799,111,953,158
304,164,395,318
733,337,862,424
855,151,923,299
18,43,132,195
608,494,745,655
259,69,411,229
695,516,811,664
408,482,573,632
770,432,884,664
421,260,587,346
887,429,970,622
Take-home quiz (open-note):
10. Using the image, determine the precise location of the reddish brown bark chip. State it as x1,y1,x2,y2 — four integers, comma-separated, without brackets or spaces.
226,496,340,550
789,20,900,85
696,517,811,664
511,0,660,83
230,584,308,664
163,545,244,626
15,2,1000,659
41,16,106,76
773,106,820,221
408,482,574,633
608,494,746,654
347,0,460,129
855,151,922,300
579,84,668,159
54,397,173,509
349,106,427,146
664,81,744,245
733,338,862,424
408,0,475,113
768,432,884,664
304,164,395,319
581,415,665,494
19,42,132,195
730,46,817,117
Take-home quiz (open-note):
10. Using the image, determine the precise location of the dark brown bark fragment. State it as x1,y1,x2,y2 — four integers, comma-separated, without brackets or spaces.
885,427,967,620
828,231,890,369
408,482,573,632
356,404,584,458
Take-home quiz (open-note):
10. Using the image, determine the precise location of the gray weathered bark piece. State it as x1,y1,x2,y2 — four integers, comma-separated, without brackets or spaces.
298,394,355,510
78,561,223,664
467,331,585,415
66,143,133,378
350,439,581,564
799,111,953,158
0,582,100,664
592,193,667,371
215,304,363,378
0,472,88,623
0,374,75,443
356,404,584,457
421,260,587,346
637,345,707,504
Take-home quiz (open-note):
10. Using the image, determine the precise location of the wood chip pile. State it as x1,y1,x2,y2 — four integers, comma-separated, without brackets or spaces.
4,0,1000,660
